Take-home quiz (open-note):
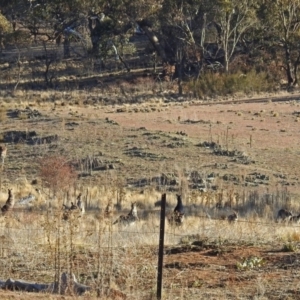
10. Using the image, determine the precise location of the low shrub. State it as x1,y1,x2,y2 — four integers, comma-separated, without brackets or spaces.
186,70,275,98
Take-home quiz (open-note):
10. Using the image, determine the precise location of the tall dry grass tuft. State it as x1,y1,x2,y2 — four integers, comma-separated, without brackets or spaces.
1,184,300,298
0,107,7,123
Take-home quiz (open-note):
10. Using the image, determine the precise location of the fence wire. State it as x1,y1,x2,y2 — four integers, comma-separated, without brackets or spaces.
0,209,299,297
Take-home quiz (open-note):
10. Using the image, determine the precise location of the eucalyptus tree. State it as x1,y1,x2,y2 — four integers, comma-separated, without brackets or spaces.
156,0,209,92
135,0,216,93
210,0,258,72
259,0,300,86
0,12,12,49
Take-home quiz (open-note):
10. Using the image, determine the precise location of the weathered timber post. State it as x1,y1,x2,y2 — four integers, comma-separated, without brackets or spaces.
157,193,166,299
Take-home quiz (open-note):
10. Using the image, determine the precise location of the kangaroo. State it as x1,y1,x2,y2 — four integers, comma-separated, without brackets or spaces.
76,193,85,215
62,202,80,221
168,194,185,226
113,202,139,226
70,202,78,210
1,189,15,216
104,202,113,218
276,209,292,222
0,144,7,166
227,211,238,223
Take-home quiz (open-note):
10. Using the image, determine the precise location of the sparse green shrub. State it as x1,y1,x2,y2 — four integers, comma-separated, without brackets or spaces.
237,256,265,270
282,242,297,252
186,70,274,98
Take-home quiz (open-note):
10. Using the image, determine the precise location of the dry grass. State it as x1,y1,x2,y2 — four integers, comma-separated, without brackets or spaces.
0,93,300,298
0,202,300,299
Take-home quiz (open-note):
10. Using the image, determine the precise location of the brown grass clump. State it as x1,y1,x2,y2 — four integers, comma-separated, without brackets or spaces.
0,107,7,122
286,231,300,242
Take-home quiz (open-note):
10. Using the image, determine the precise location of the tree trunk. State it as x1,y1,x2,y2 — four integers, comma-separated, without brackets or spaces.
224,52,229,73
63,35,71,58
176,50,185,96
198,13,207,79
88,18,101,55
292,52,300,86
284,44,294,85
137,21,169,64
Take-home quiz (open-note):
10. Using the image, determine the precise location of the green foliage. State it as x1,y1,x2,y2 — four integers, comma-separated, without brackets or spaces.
236,256,265,270
217,0,235,13
0,0,296,89
187,70,274,98
4,30,31,47
0,12,12,33
282,242,297,252
281,232,300,252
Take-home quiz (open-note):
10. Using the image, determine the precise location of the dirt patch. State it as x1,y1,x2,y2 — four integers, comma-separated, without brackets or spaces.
162,241,300,299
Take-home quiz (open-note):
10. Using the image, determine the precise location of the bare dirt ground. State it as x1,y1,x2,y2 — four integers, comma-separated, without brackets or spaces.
1,92,300,299
162,242,300,299
2,91,300,191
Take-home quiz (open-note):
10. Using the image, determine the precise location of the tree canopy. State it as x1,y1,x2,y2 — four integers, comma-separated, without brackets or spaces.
1,0,300,90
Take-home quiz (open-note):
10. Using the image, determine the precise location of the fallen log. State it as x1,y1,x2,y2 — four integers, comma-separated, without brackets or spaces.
0,272,91,295
2,278,49,293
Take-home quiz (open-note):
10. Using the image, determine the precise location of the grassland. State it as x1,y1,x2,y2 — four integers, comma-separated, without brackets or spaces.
1,89,300,299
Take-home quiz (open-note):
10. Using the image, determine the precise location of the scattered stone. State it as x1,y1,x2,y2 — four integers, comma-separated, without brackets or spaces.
124,147,167,161
214,163,228,169
152,173,178,186
29,134,59,145
2,130,59,145
65,122,79,126
292,111,300,117
2,130,36,143
182,119,210,124
105,117,119,125
176,131,188,136
223,174,240,182
196,141,218,148
8,107,42,119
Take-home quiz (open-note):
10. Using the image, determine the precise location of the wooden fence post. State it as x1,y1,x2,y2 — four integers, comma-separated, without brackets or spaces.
157,193,166,300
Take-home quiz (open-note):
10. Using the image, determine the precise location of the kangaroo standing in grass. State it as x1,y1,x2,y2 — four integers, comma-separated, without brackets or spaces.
276,209,292,222
62,202,77,220
104,201,113,218
227,211,238,223
113,202,139,226
70,202,78,210
62,204,71,221
1,189,14,215
168,194,185,226
76,193,85,215
0,145,7,168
